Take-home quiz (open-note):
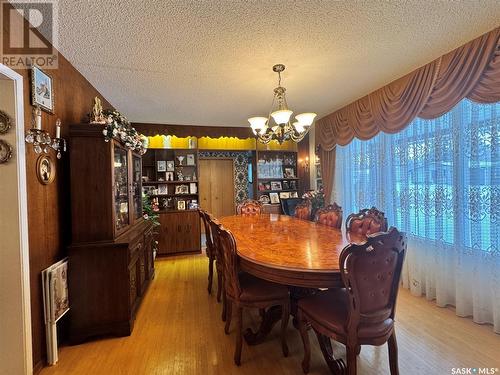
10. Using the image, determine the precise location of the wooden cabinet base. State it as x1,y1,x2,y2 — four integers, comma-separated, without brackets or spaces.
156,210,201,255
68,220,154,344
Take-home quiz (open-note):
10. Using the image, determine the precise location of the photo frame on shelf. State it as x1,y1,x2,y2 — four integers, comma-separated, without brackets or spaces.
166,160,175,172
157,161,166,172
270,181,282,191
259,194,270,204
282,180,290,190
189,183,197,194
186,154,195,166
258,182,266,191
290,191,299,198
177,200,186,210
269,192,280,204
158,184,168,195
284,168,295,178
279,192,290,199
31,66,54,113
166,171,174,181
264,182,271,190
175,185,189,194
289,180,297,190
188,200,198,209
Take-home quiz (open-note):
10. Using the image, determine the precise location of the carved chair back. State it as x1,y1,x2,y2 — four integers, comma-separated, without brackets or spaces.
198,209,214,256
236,199,263,215
346,207,388,236
217,226,242,300
208,215,224,269
295,200,312,221
314,203,343,229
339,228,407,336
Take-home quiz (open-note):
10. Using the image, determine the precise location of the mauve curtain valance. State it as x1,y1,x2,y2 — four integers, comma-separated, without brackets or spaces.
316,27,500,151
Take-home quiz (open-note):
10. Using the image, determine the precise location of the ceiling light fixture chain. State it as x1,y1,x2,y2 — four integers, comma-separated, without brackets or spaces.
248,64,316,144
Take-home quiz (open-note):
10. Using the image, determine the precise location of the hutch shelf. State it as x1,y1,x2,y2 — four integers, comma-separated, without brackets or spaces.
68,124,154,344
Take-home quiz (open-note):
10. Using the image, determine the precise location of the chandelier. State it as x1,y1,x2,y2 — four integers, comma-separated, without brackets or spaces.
248,64,316,144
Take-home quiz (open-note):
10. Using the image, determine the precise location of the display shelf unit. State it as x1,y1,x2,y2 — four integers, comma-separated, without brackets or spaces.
255,150,299,209
142,148,201,256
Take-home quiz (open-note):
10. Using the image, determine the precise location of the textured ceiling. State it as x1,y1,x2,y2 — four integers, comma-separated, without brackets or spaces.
53,1,500,127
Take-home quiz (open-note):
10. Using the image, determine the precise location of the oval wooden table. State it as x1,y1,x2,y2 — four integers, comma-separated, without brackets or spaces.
219,214,365,374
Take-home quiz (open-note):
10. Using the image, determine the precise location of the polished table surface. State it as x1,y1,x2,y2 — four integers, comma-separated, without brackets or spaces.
219,214,365,288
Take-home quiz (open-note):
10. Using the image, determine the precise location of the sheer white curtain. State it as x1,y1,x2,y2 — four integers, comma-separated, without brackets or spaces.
335,99,500,333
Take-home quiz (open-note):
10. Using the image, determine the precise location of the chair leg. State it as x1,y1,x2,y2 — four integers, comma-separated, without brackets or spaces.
388,332,399,375
225,300,232,334
297,309,311,374
280,302,289,357
346,345,358,375
207,256,214,294
216,268,223,303
221,289,227,322
234,306,243,366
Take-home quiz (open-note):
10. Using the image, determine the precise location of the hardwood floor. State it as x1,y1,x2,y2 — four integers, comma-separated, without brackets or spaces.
41,254,500,375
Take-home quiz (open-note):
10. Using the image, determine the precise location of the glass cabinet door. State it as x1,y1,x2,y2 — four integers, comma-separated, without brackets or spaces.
114,145,129,232
132,154,143,220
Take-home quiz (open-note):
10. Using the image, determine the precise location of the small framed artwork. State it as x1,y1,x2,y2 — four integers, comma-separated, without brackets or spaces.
290,191,299,198
264,182,271,190
259,194,270,204
282,180,290,190
189,182,197,194
270,181,282,191
157,160,166,172
0,110,12,134
36,155,55,184
177,200,186,210
186,154,195,166
279,192,290,199
284,168,295,178
258,182,266,191
166,171,174,181
0,140,13,164
175,184,189,194
188,200,199,209
158,184,168,195
269,192,280,204
290,180,297,190
31,66,54,113
166,160,175,172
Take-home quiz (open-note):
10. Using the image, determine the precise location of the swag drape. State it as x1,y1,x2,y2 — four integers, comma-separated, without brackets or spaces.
316,27,500,203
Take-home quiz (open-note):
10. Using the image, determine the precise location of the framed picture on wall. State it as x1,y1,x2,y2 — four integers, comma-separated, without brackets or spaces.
158,184,168,195
166,160,175,172
31,66,54,113
186,154,195,166
284,168,295,178
175,184,189,194
269,192,280,204
177,200,186,210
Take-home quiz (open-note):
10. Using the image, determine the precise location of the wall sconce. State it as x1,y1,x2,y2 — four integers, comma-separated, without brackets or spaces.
299,156,310,173
25,106,67,158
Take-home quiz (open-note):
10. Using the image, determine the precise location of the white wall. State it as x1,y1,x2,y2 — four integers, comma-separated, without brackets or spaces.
0,77,31,374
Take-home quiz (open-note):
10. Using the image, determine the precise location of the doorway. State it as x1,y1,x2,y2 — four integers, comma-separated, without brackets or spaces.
199,158,235,218
0,64,32,374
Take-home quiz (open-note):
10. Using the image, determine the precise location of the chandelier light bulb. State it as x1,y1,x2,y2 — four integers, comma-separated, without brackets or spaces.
295,113,317,126
248,117,268,134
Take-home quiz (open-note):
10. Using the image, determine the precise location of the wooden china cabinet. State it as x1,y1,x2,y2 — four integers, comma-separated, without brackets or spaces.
67,124,154,343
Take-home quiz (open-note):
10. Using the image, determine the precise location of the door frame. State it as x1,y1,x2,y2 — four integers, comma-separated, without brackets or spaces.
0,63,33,374
199,157,236,214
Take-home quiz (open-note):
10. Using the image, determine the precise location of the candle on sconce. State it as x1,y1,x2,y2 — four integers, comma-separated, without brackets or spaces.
34,106,42,130
56,119,61,138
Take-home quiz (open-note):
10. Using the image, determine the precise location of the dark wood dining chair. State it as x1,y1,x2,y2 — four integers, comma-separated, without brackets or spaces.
297,228,407,375
198,209,216,294
216,224,290,366
236,199,263,215
346,207,388,236
208,215,226,320
314,203,343,229
295,200,312,221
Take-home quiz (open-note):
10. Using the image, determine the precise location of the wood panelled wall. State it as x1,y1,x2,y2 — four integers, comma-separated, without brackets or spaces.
3,8,113,372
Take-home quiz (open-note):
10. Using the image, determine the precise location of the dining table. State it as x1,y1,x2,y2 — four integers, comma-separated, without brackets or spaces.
219,213,366,374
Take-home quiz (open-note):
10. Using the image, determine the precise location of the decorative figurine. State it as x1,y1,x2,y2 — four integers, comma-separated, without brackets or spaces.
89,97,106,124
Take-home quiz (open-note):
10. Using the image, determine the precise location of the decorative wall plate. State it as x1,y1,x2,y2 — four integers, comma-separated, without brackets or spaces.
0,140,13,164
36,155,56,184
0,110,12,134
